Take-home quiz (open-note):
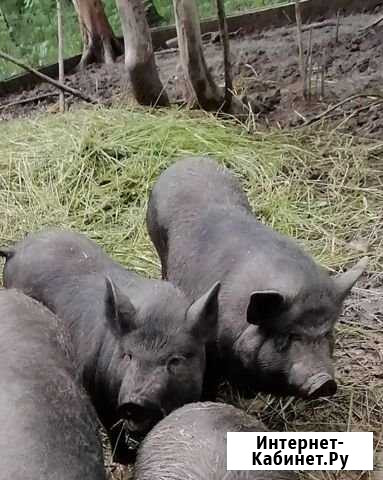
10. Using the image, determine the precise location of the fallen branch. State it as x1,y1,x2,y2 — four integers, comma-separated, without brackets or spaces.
155,47,179,56
165,36,179,48
301,19,336,32
361,14,383,31
0,93,58,111
299,93,383,127
334,99,383,131
0,50,97,104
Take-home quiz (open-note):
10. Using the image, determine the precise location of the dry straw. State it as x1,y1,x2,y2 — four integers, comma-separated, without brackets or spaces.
0,106,382,479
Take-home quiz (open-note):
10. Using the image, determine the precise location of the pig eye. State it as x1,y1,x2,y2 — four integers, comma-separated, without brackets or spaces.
167,356,185,372
274,335,291,352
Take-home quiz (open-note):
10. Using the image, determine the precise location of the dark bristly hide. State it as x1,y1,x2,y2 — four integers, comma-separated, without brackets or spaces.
0,289,106,480
146,157,367,399
135,401,298,480
0,229,220,463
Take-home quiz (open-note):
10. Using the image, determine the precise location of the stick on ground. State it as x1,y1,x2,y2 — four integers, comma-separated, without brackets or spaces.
307,27,313,100
335,10,341,43
302,19,336,32
299,93,383,127
0,93,58,111
362,14,383,31
0,50,97,104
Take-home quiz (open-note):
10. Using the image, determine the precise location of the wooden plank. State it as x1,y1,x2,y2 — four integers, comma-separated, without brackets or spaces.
150,0,382,45
0,0,381,98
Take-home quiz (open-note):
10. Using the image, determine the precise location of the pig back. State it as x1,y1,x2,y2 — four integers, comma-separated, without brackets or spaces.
135,401,297,480
148,157,251,231
0,289,106,480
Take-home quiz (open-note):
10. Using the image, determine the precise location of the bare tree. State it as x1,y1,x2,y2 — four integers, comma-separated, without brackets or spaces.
72,0,122,68
172,0,246,114
173,0,223,110
116,0,169,106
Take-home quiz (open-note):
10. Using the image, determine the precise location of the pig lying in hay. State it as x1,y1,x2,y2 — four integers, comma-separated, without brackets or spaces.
135,401,298,480
0,230,220,463
0,289,106,480
147,157,367,399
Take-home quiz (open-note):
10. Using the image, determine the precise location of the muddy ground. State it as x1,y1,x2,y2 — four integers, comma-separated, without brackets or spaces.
1,6,383,138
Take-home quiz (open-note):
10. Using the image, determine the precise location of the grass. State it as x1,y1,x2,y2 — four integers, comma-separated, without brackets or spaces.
0,106,382,479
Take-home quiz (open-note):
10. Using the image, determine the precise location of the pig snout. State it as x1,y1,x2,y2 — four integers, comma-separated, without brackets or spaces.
287,335,337,399
118,398,165,434
118,367,168,435
301,372,337,398
289,362,337,399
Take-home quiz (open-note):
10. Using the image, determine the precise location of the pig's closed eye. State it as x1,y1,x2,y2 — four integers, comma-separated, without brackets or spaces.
167,356,186,373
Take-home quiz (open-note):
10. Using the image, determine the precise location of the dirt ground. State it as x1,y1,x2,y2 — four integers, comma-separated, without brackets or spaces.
1,5,383,138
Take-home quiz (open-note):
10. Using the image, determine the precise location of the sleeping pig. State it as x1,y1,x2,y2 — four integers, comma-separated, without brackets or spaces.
0,289,106,480
135,401,297,480
146,157,367,399
0,230,220,462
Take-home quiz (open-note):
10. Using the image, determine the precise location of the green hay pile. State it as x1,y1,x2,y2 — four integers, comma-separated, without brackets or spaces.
0,107,382,479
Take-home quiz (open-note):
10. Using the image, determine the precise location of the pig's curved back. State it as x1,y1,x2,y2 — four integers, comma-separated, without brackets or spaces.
0,289,106,480
135,402,297,480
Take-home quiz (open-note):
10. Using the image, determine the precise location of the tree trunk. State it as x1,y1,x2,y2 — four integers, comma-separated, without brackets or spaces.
172,0,224,110
116,0,169,107
72,0,122,68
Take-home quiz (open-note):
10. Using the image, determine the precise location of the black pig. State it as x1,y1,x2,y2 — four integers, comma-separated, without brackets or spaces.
0,289,106,480
146,157,367,399
135,401,297,480
0,230,220,462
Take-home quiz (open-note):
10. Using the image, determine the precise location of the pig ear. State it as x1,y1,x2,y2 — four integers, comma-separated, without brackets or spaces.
185,281,221,342
246,290,288,325
333,257,368,301
104,276,137,336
